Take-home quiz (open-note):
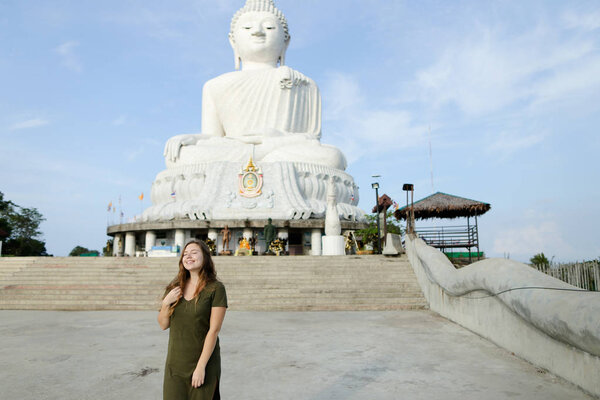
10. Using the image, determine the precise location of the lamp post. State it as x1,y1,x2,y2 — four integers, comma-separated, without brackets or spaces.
402,183,414,234
371,180,381,254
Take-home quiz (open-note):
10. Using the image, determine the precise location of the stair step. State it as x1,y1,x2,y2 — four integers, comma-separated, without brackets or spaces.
0,255,427,311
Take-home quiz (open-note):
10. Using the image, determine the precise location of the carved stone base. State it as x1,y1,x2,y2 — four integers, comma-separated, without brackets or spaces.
142,161,365,222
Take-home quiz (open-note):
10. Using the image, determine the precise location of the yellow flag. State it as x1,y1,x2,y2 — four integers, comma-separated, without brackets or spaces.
139,193,144,201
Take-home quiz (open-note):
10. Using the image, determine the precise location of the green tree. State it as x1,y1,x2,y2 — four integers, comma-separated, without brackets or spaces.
0,192,13,240
9,207,44,238
0,217,11,240
4,237,48,256
0,191,48,256
356,211,404,248
530,252,550,267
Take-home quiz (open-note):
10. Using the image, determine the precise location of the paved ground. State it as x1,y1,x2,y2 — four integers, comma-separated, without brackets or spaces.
0,310,593,400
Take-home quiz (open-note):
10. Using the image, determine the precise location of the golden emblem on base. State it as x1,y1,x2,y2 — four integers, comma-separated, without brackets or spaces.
238,157,263,198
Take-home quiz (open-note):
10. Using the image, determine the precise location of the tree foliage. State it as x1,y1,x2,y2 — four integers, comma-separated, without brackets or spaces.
530,252,550,267
356,211,404,248
69,246,96,257
0,191,48,256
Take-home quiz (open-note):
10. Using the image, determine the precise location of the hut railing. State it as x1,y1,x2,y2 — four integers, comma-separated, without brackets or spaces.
532,261,599,291
414,225,478,250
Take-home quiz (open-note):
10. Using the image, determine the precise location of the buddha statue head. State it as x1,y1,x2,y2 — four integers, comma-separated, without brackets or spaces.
229,0,290,70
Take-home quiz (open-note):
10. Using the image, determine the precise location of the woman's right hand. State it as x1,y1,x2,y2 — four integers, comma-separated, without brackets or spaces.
163,287,182,307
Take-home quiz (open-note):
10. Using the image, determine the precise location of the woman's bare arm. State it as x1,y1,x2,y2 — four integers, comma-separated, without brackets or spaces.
157,287,182,330
191,307,227,387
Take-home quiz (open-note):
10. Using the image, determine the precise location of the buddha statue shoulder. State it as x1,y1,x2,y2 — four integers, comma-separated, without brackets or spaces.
164,0,347,171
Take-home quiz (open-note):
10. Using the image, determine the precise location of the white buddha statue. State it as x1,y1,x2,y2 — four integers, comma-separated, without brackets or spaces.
163,0,347,171
143,0,364,223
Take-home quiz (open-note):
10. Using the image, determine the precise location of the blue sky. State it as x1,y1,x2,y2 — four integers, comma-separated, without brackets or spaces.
1,0,599,261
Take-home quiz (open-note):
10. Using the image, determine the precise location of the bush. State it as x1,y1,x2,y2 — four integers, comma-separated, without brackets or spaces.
530,252,550,267
69,246,99,257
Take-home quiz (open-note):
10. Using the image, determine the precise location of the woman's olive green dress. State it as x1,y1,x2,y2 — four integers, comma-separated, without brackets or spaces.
163,281,228,400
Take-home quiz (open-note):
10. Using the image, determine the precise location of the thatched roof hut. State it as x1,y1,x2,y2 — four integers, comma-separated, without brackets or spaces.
394,192,490,220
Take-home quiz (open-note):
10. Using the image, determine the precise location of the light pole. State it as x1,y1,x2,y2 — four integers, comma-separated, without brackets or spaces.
371,179,381,254
402,183,414,234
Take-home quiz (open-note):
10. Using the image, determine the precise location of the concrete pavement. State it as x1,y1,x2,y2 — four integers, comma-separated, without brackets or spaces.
0,310,593,399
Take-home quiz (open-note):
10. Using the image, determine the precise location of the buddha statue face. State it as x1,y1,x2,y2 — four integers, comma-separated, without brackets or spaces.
230,11,289,69
229,0,290,70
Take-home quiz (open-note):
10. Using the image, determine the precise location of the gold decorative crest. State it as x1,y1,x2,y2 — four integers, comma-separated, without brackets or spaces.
238,157,263,198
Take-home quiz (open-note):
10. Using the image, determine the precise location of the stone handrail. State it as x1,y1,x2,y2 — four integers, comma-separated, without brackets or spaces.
405,234,600,396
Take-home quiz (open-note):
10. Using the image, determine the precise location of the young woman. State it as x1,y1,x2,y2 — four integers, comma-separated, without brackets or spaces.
158,240,227,400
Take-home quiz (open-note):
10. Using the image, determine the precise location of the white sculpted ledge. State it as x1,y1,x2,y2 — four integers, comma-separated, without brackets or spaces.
407,235,600,357
142,160,364,222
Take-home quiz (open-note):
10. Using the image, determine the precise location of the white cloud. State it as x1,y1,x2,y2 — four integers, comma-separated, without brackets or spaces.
322,72,427,163
531,55,600,107
492,221,573,261
123,138,164,161
143,138,162,147
112,115,128,126
9,118,49,130
322,73,363,121
55,41,82,73
103,1,237,41
563,10,600,31
414,23,599,116
486,130,544,156
126,145,145,161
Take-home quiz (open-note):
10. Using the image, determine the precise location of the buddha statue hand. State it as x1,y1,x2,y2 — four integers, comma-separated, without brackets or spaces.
164,134,201,163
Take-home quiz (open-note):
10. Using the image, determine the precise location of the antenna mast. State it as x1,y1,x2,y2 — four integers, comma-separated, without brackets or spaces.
428,125,434,193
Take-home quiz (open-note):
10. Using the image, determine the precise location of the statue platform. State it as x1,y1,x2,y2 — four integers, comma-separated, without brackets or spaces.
107,217,367,257
141,160,363,222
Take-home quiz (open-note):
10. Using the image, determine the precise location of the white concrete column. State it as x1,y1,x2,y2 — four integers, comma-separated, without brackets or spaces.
208,229,218,241
174,229,186,252
124,232,136,257
311,229,322,256
113,234,123,256
145,231,156,252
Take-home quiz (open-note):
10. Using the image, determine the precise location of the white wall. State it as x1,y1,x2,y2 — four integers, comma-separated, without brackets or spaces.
405,234,600,397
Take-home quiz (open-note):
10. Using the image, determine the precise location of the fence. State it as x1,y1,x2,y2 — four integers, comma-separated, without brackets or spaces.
532,261,599,291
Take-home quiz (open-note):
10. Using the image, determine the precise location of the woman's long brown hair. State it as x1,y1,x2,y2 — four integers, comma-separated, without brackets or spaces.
162,240,218,314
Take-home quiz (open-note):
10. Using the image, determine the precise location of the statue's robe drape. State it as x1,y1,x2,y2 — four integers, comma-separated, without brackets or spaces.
172,66,345,170
202,66,321,139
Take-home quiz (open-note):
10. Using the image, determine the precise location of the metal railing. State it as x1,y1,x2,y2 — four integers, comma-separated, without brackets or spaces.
414,225,478,250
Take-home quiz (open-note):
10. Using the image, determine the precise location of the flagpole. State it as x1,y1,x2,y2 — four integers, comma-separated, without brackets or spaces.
139,192,144,221
119,195,123,225
107,201,113,227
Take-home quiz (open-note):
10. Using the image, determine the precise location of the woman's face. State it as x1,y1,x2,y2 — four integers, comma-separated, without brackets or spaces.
182,243,203,273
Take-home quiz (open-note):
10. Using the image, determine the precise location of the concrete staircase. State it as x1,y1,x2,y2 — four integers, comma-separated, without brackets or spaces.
0,255,427,311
